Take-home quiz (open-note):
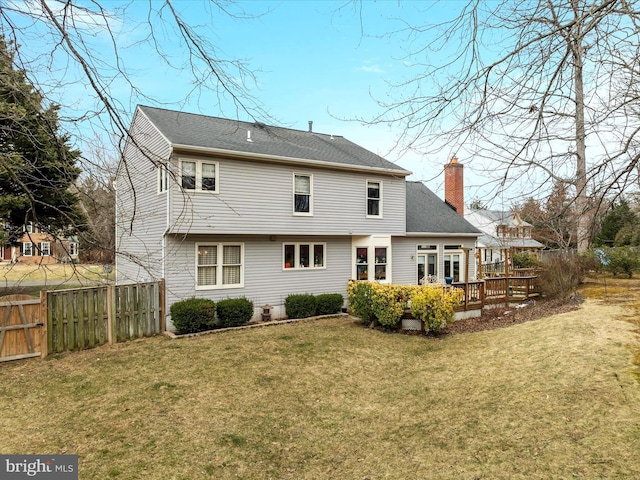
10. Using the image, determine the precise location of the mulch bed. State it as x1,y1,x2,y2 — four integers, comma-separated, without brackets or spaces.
439,296,584,336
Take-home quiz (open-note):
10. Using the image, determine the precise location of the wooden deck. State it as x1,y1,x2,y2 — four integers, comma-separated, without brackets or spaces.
452,276,540,313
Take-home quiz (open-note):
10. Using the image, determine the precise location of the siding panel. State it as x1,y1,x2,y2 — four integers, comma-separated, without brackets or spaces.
167,156,406,236
116,109,171,284
163,234,352,329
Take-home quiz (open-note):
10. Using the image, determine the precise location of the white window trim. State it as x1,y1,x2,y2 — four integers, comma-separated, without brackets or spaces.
158,163,169,194
23,242,33,257
293,173,313,216
39,242,51,256
352,236,392,284
195,242,244,290
443,250,465,283
366,180,383,218
179,158,219,193
417,246,439,284
282,242,326,270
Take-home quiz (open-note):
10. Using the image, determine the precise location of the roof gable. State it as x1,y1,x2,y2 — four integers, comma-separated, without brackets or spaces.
137,105,410,175
406,182,481,235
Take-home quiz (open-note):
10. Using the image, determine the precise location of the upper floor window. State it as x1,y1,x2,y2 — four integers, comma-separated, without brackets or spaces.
293,174,312,215
158,164,169,193
367,181,382,217
180,159,218,193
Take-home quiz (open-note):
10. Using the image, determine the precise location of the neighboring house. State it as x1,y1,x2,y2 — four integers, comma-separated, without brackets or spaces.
116,106,481,329
1,222,79,264
465,209,545,265
442,157,544,272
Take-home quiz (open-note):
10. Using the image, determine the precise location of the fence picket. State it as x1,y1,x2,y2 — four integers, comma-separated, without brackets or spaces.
43,281,164,355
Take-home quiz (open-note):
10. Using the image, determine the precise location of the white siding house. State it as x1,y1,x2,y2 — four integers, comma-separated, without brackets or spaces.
116,106,481,330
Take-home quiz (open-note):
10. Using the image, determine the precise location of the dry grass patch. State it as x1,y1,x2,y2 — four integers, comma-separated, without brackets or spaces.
1,303,640,479
0,263,112,285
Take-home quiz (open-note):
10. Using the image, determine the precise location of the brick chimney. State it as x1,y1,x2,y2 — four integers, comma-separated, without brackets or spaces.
444,157,464,216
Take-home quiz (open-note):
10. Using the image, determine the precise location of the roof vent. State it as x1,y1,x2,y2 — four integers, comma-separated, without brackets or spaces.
247,130,253,142
308,120,313,133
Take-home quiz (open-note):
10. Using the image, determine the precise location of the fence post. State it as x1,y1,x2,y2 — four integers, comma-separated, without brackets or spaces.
107,284,114,345
39,290,48,358
159,279,166,333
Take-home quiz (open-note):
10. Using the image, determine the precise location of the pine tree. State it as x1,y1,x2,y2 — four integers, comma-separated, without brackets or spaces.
0,38,85,241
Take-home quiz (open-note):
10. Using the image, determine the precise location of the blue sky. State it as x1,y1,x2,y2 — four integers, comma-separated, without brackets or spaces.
14,0,492,201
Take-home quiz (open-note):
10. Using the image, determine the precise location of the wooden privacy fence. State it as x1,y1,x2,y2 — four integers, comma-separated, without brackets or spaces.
0,295,44,362
46,280,165,355
0,280,165,362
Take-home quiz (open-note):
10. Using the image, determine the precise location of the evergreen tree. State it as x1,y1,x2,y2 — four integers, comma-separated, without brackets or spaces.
594,199,637,247
0,38,85,241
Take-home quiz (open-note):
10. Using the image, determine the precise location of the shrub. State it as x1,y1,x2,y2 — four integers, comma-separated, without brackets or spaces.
315,293,344,315
285,294,317,319
370,283,409,328
538,255,587,299
347,281,376,324
216,297,254,328
607,246,640,278
170,297,216,334
410,285,463,332
511,252,541,269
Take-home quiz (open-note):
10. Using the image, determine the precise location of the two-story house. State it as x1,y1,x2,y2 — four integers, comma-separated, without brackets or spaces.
116,106,480,329
1,222,79,264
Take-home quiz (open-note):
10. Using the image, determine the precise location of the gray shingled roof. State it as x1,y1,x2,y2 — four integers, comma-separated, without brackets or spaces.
138,105,410,174
406,182,481,235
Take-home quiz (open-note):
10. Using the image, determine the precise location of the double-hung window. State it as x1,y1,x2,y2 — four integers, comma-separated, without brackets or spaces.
196,243,243,289
283,243,325,269
22,242,33,256
180,159,218,192
374,247,388,281
293,174,312,215
367,181,382,217
38,242,51,256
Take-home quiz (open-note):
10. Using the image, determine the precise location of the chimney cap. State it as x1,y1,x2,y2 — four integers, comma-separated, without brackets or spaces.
450,156,458,164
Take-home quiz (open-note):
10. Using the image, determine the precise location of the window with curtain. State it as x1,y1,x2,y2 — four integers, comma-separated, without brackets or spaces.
294,174,312,214
196,243,243,289
367,181,381,217
180,159,218,192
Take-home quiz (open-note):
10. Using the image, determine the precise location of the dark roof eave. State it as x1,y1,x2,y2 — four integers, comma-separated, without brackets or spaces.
404,232,480,238
171,143,412,177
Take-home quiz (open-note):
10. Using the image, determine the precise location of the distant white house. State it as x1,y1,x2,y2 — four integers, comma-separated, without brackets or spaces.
465,209,545,265
115,106,481,330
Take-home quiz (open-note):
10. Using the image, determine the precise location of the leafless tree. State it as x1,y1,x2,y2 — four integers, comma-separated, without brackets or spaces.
0,0,271,266
353,0,640,252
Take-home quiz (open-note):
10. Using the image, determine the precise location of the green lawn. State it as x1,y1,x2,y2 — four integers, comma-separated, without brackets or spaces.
1,286,639,479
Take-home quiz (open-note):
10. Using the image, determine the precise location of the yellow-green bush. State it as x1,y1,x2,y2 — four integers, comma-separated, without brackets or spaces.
410,285,464,332
347,281,464,332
